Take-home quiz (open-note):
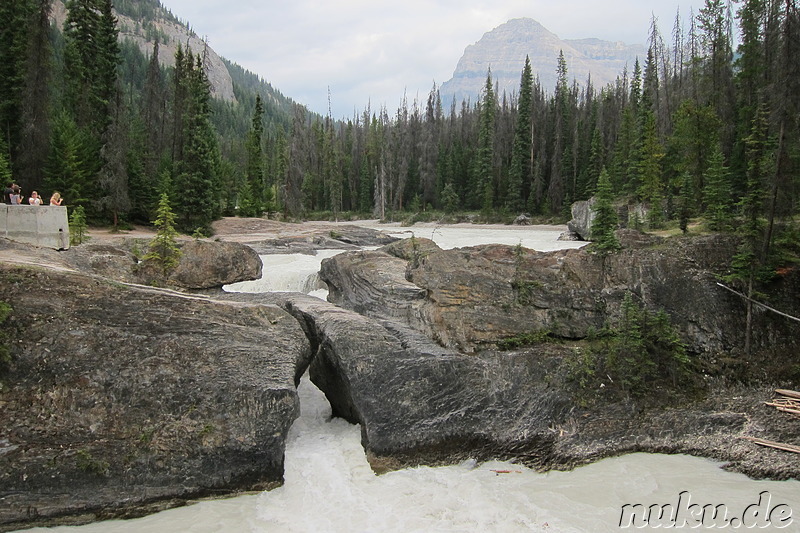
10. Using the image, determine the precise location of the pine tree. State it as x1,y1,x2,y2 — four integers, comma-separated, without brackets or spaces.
144,192,182,276
69,205,88,245
678,171,695,234
173,53,221,234
245,94,265,215
63,0,119,134
17,0,53,192
591,168,620,253
507,56,534,213
0,0,35,174
584,127,605,198
441,182,459,214
473,70,496,211
726,106,771,353
44,111,91,206
0,141,12,185
548,51,571,212
637,110,665,228
703,144,732,230
97,93,131,227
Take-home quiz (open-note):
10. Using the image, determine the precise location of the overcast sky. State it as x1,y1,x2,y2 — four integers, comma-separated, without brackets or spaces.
160,1,703,119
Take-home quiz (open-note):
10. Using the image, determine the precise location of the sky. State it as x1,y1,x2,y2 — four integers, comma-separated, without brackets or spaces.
160,1,704,120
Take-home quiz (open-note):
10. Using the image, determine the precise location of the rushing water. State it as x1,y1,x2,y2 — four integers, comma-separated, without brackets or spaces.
26,377,800,533
24,224,800,532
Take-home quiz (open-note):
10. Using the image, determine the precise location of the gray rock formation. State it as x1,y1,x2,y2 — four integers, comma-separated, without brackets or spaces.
321,233,800,355
439,18,645,107
3,229,799,529
247,225,399,255
566,197,597,240
0,262,311,530
169,240,262,289
224,290,800,482
61,239,262,290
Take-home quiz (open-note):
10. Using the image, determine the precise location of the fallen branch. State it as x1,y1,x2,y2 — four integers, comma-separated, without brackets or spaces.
743,436,800,454
716,283,800,323
776,389,800,400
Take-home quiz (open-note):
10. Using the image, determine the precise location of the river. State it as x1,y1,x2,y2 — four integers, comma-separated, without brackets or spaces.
24,223,800,532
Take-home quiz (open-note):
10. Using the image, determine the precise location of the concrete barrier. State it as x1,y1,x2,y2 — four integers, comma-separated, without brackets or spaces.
0,205,70,250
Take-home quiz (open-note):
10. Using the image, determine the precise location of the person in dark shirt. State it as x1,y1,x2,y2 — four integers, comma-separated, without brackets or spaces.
3,183,13,204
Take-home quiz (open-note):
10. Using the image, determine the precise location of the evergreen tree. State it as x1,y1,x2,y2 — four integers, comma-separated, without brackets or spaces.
173,53,221,234
97,92,131,227
0,0,35,175
703,144,732,230
637,110,665,228
18,0,53,192
591,168,620,253
548,51,571,212
584,127,605,198
44,112,91,206
726,106,771,353
63,0,119,134
69,205,88,245
144,192,182,276
507,56,534,213
678,171,695,234
441,182,459,214
472,71,496,211
245,94,265,215
0,141,12,185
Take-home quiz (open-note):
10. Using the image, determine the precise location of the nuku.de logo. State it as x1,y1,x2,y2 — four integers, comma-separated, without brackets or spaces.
619,490,793,529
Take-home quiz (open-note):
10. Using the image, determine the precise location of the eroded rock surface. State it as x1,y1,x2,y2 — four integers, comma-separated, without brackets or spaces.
322,232,799,355
59,238,262,289
219,291,800,481
0,263,310,530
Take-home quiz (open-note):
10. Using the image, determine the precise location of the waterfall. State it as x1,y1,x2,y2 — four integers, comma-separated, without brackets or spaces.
224,249,346,297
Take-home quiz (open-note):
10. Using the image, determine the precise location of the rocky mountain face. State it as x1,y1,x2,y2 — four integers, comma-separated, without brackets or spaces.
439,18,645,106
52,1,236,102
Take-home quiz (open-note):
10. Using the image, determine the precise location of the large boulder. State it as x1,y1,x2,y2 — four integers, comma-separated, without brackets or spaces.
0,262,311,530
266,294,570,469
566,197,596,240
61,239,263,290
169,239,262,289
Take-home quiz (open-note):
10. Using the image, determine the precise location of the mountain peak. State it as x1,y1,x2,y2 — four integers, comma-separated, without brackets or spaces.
440,17,644,106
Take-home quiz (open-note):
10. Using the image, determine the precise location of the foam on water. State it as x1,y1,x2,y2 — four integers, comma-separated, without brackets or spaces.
224,249,347,297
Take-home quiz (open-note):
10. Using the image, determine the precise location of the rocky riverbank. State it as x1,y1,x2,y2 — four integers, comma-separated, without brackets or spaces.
1,220,798,530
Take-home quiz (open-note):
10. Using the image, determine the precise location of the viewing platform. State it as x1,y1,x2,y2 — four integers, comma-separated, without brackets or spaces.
0,205,70,250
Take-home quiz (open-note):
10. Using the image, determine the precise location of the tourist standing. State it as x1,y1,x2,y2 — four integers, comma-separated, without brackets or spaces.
9,185,21,205
49,192,63,206
28,191,42,205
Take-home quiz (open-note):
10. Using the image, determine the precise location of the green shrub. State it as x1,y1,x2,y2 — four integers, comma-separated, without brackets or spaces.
143,193,182,276
69,206,89,246
567,292,689,397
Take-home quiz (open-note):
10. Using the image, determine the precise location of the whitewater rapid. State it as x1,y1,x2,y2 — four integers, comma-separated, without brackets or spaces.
28,376,800,532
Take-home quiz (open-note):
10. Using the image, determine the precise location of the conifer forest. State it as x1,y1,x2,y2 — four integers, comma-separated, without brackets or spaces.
0,1,798,276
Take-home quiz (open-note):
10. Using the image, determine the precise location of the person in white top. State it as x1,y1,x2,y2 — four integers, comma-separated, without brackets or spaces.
28,191,42,205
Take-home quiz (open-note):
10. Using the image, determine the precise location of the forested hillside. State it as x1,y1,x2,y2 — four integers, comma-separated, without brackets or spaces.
0,0,297,232
0,1,798,279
